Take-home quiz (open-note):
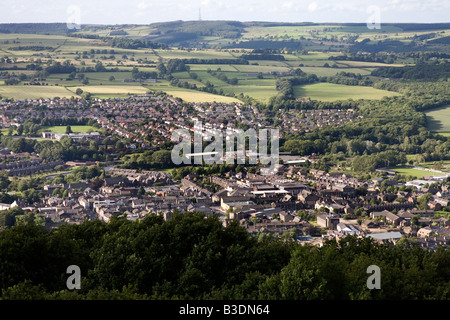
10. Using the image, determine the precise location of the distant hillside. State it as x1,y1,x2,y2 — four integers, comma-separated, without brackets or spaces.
1,21,450,51
0,23,72,35
148,20,244,39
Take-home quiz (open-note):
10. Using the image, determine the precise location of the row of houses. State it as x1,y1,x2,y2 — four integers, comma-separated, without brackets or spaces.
1,158,65,176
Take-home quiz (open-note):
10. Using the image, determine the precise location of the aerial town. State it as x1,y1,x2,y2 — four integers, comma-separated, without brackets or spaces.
1,93,449,251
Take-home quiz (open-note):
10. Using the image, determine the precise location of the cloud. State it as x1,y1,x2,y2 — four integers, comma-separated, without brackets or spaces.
308,1,319,11
137,2,151,10
282,2,294,9
386,0,450,11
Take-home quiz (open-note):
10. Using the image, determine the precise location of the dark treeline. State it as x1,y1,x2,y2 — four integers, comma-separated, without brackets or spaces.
241,54,286,61
0,134,106,163
180,58,249,65
65,34,168,49
8,46,55,51
329,53,396,64
0,23,70,35
131,67,158,80
428,36,450,44
350,39,423,53
371,61,450,80
325,72,373,86
40,117,96,127
107,38,168,50
0,213,448,300
327,51,450,64
66,33,101,40
166,59,188,73
45,61,77,74
224,40,303,50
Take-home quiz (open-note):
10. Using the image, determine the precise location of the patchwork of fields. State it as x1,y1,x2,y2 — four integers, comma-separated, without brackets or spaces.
1,23,448,111
0,29,412,102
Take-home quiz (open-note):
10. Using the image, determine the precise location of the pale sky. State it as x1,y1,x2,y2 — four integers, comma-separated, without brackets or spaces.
0,0,449,25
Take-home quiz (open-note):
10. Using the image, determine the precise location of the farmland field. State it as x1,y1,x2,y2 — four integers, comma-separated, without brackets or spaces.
223,85,277,103
335,61,406,68
293,83,400,101
0,85,76,99
142,80,242,103
156,49,235,60
0,23,447,106
163,90,242,103
66,85,148,97
424,105,450,132
187,64,238,72
299,66,374,76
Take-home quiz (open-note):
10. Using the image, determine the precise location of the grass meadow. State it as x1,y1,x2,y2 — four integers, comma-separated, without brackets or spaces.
425,106,450,133
66,85,148,97
0,85,76,99
41,125,99,133
391,167,446,178
293,82,400,101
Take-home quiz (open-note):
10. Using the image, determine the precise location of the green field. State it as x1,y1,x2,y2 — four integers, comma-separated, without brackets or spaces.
425,105,450,132
164,90,242,103
391,167,446,178
335,60,405,68
41,125,99,133
66,85,148,97
157,49,235,60
293,83,400,101
0,85,77,99
299,66,375,77
0,24,448,105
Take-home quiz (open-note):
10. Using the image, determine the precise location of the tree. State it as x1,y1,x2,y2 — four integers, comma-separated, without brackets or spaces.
94,61,107,72
75,88,83,95
90,178,104,191
89,140,98,151
276,246,330,299
65,125,72,134
411,214,421,226
151,150,172,169
0,206,24,227
16,125,23,136
137,186,145,197
115,141,125,150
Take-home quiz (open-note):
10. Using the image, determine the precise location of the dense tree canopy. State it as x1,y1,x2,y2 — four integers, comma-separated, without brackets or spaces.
0,213,448,300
